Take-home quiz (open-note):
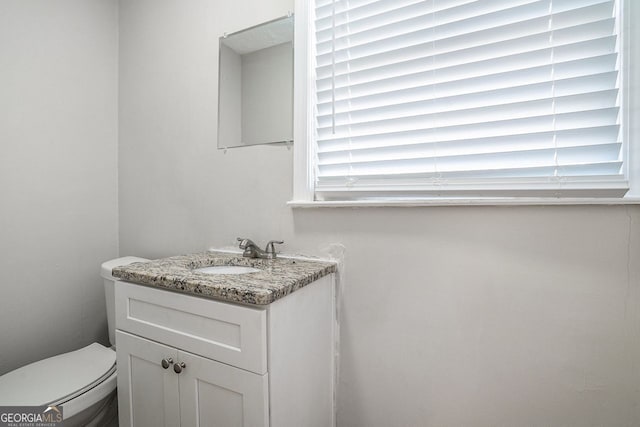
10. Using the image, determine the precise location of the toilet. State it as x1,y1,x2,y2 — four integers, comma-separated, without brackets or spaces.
0,256,148,426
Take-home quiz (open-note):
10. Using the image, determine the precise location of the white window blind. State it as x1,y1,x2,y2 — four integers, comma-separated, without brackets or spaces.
312,0,626,200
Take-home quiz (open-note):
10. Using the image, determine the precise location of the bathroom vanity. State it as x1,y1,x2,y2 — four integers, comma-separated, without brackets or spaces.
112,251,336,427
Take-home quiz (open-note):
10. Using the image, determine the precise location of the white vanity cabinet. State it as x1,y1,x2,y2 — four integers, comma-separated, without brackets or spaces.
114,275,334,427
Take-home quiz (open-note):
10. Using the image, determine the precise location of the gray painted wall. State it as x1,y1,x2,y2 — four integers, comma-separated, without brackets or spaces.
118,0,640,426
0,0,119,374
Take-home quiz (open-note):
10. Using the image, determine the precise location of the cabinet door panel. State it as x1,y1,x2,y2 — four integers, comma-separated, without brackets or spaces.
116,330,180,427
178,350,269,427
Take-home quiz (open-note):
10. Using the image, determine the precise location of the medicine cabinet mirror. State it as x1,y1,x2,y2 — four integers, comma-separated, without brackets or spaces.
217,15,294,149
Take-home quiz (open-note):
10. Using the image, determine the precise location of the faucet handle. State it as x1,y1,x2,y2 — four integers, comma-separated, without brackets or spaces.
265,240,284,257
237,237,254,249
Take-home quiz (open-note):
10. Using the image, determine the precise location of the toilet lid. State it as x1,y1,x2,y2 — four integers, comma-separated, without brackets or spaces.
0,343,116,406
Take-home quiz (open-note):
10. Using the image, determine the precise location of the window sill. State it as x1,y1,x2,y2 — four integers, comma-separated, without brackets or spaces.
288,197,640,208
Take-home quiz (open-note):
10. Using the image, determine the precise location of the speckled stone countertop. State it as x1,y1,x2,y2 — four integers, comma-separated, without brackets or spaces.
112,251,337,305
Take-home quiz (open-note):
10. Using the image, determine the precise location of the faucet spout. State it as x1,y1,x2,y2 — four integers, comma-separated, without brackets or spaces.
237,237,261,258
237,237,254,250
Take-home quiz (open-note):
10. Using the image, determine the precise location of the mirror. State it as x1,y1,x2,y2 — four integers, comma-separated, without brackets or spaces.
218,15,294,149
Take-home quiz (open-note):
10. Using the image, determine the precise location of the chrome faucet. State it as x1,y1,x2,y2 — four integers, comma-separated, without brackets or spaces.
237,238,284,259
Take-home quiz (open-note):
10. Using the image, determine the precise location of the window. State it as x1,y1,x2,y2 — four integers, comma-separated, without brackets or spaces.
292,0,637,204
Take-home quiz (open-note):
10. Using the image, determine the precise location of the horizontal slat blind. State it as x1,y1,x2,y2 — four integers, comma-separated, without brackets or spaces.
312,0,626,199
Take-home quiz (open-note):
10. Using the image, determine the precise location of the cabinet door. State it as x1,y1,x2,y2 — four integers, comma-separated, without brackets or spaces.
116,330,180,427
178,350,269,427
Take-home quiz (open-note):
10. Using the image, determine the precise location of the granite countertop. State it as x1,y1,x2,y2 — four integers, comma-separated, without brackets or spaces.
112,251,337,305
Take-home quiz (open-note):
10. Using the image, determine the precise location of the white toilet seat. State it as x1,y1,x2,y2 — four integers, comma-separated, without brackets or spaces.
0,343,116,419
55,367,117,419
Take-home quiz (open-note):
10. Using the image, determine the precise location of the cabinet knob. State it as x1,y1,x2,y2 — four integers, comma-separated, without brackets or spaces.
161,358,173,369
174,362,186,374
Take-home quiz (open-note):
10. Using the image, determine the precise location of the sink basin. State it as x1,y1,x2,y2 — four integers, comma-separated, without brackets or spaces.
194,265,261,275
